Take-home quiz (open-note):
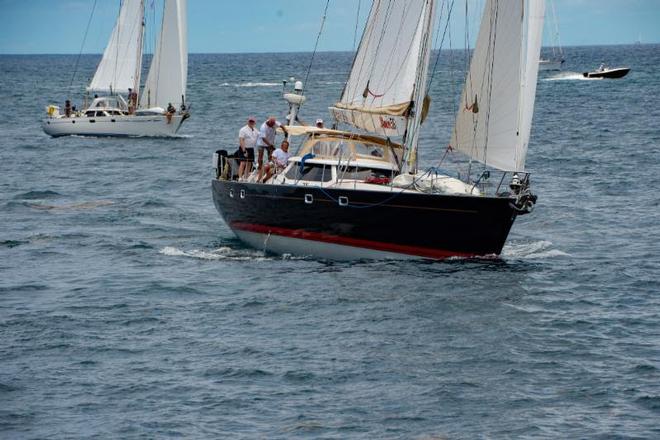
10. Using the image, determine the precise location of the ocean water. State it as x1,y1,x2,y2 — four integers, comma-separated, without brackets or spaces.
1,45,659,438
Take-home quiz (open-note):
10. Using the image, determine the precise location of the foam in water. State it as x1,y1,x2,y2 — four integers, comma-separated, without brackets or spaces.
159,245,272,261
543,71,603,81
502,240,570,259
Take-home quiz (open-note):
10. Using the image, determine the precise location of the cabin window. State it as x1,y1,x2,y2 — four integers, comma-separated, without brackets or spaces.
354,142,385,158
95,111,107,117
285,163,332,182
86,111,95,117
311,140,348,157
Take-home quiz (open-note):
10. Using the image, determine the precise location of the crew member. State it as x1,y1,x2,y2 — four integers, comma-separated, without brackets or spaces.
237,116,258,179
256,116,288,181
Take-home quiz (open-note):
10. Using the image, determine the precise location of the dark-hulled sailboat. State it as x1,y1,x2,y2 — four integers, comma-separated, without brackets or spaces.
212,0,545,260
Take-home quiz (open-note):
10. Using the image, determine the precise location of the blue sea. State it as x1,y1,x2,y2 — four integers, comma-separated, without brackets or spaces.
1,45,659,438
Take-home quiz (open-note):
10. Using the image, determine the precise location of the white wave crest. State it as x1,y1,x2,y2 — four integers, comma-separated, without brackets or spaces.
501,240,570,260
159,246,271,261
219,82,280,88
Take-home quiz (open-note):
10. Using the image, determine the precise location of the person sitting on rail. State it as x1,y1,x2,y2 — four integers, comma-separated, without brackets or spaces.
263,140,290,182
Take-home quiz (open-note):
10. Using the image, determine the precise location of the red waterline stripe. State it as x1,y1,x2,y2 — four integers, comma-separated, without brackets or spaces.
231,222,476,259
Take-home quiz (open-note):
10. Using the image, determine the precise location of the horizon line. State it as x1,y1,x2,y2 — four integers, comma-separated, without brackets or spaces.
1,42,658,57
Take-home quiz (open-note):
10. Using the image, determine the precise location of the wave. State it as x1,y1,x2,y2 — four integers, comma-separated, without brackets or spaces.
501,240,570,260
27,200,114,211
159,245,271,261
219,82,280,88
13,190,62,200
543,71,603,81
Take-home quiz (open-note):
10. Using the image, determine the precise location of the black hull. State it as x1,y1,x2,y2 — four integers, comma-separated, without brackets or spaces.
211,180,523,260
583,68,630,79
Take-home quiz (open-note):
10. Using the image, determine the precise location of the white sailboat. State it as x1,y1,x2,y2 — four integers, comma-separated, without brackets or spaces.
42,0,189,138
211,0,545,260
539,0,564,71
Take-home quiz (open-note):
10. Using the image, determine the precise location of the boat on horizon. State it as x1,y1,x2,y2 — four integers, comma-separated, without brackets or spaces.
539,0,565,71
211,0,544,260
43,0,189,138
583,64,630,79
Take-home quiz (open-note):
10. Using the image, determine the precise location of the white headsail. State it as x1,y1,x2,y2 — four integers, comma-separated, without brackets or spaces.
450,0,545,172
88,0,144,93
141,0,188,109
330,0,436,138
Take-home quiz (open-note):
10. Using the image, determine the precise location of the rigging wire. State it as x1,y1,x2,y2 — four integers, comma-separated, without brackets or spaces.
352,0,362,52
69,0,99,91
427,0,456,88
302,0,331,93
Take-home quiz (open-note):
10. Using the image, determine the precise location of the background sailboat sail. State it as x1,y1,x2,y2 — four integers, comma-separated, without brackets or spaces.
141,0,188,109
329,0,435,138
88,0,144,93
450,0,545,172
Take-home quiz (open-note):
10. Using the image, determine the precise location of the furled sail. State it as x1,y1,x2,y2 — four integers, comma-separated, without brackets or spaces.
450,0,545,171
88,0,144,93
330,0,435,137
141,0,188,109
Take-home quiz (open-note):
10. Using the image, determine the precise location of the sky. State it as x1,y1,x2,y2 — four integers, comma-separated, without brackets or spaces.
0,0,658,55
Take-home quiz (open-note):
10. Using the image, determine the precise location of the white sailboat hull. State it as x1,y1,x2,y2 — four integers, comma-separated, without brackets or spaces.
42,114,187,138
539,59,564,71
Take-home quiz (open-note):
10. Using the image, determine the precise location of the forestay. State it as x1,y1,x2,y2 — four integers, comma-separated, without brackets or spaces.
141,0,188,109
330,0,435,137
450,0,545,172
88,0,144,93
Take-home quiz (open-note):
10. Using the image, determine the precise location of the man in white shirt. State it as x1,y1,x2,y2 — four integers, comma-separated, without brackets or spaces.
256,116,288,181
237,116,258,179
263,140,290,182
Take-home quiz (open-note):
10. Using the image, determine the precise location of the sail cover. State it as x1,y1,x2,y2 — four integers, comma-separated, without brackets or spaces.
450,0,545,171
330,0,434,137
141,0,188,109
88,0,144,93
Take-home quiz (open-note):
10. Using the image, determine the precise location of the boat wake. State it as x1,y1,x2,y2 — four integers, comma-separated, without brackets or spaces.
544,72,602,81
502,240,570,260
159,245,274,261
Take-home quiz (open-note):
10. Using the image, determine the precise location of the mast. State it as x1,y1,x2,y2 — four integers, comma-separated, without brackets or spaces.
402,0,437,173
133,0,146,98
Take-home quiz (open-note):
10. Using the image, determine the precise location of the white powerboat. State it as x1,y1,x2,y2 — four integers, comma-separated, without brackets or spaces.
583,65,631,79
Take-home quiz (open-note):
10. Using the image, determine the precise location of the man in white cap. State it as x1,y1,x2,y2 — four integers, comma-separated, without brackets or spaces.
315,118,324,129
237,116,258,179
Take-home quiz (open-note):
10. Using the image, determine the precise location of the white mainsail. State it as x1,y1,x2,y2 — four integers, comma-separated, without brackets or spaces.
141,0,188,109
330,0,436,138
450,0,546,172
88,0,144,93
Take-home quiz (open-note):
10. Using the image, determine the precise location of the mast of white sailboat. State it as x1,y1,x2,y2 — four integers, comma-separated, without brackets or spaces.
549,0,563,60
134,0,146,99
402,0,437,174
